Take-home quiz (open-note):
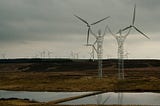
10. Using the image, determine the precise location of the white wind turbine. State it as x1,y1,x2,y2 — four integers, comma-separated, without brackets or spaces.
88,44,95,61
124,50,129,59
74,15,109,78
47,50,53,58
74,15,110,45
107,4,150,79
88,25,108,78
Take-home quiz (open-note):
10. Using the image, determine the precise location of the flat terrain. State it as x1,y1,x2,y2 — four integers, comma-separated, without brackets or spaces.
0,59,160,92
0,59,160,105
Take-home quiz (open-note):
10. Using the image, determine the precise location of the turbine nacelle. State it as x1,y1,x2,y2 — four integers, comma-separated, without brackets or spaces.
74,15,110,44
118,4,150,39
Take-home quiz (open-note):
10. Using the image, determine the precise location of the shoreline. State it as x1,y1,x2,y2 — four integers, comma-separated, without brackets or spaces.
1,89,160,93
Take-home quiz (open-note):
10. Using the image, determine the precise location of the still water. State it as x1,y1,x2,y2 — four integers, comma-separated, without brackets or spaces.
61,92,160,105
0,90,88,102
0,90,160,105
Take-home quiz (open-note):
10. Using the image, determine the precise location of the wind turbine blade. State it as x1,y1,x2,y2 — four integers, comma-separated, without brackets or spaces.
103,25,108,36
91,16,110,25
116,26,132,34
74,15,89,26
93,45,97,53
121,26,132,32
93,39,98,45
92,47,95,61
87,27,90,44
84,44,90,46
124,26,132,37
133,26,150,39
107,26,116,37
132,4,136,25
90,29,97,38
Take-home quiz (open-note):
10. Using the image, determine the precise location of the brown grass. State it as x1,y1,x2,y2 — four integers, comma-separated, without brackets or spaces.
0,72,117,91
0,72,160,92
0,61,160,105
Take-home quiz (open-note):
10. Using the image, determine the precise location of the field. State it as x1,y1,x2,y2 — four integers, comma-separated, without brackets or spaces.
0,59,160,91
0,59,160,105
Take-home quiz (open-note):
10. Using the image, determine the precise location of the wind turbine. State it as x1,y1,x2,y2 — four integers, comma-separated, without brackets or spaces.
70,51,79,59
107,4,150,79
74,15,110,44
88,25,107,78
1,53,6,59
121,4,150,39
87,44,95,61
74,15,109,78
108,27,130,79
124,50,129,59
86,40,97,61
47,50,53,58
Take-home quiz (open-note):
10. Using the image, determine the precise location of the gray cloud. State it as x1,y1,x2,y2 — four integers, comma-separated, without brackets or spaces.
0,0,160,58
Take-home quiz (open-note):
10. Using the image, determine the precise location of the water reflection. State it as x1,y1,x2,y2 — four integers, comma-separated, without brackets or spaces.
0,90,160,105
118,92,123,105
96,93,111,105
0,90,88,102
61,92,160,105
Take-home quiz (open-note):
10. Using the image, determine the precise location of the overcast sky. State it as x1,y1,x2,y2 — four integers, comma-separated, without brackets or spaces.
0,0,160,59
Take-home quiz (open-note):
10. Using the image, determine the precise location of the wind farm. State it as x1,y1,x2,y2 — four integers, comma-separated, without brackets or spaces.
0,1,160,106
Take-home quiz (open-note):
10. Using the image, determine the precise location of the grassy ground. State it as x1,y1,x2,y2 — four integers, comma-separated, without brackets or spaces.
0,72,116,91
0,72,160,106
0,98,38,106
0,72,160,92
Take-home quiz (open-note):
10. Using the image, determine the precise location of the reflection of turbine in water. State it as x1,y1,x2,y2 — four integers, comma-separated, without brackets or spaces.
96,94,102,105
118,92,123,105
96,93,111,105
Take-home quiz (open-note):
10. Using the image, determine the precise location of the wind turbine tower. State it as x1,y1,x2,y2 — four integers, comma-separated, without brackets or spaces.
108,28,130,79
90,28,107,78
75,15,109,78
108,4,150,79
87,44,96,61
